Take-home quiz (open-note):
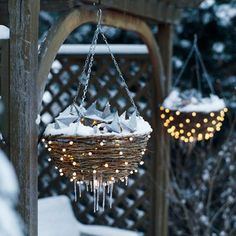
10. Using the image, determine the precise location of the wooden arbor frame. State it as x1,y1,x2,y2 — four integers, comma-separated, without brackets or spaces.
1,0,185,235
37,8,170,235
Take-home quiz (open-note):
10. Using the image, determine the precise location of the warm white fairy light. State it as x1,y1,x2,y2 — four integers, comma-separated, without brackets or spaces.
192,112,196,117
176,111,180,116
73,162,76,166
48,141,52,144
125,161,128,166
161,114,165,119
60,173,64,176
93,170,97,174
134,169,138,173
104,163,109,168
59,169,63,173
55,166,58,169
42,138,45,143
100,141,104,146
140,160,144,165
48,158,51,162
115,169,119,173
60,157,64,161
196,123,201,128
45,144,48,148
129,137,134,141
88,152,93,156
73,172,76,176
48,148,52,152
185,118,190,123
130,171,134,174
119,151,123,155
141,151,145,155
62,148,66,152
69,141,73,145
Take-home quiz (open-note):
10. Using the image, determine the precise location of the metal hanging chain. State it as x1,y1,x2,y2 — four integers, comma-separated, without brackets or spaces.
173,35,215,94
173,41,195,88
99,29,139,115
194,44,215,94
73,9,102,108
194,37,202,93
74,8,139,115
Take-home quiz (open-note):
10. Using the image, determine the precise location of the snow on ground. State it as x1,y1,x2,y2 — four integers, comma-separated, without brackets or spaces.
0,25,10,39
39,195,143,236
0,150,23,236
162,88,226,113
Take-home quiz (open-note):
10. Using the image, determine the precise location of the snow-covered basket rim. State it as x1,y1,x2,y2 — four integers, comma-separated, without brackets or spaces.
162,89,226,113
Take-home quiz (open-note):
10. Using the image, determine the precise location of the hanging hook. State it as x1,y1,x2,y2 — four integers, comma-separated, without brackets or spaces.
97,8,102,26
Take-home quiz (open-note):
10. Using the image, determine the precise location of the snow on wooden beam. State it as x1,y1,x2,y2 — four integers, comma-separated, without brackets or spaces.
58,44,149,55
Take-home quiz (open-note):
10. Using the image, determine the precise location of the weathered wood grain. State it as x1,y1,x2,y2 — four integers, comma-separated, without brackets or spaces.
8,0,39,235
39,0,204,23
152,23,173,236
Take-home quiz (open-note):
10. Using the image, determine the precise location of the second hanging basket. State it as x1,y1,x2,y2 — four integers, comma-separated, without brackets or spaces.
160,37,227,142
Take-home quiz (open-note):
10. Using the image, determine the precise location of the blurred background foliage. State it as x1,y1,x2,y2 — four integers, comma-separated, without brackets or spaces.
39,0,236,235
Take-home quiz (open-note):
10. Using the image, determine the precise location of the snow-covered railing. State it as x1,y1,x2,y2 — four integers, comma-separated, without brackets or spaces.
58,44,149,55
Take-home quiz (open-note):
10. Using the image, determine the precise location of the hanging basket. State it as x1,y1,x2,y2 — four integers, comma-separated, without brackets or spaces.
160,91,227,142
42,9,152,211
160,36,227,142
43,131,150,182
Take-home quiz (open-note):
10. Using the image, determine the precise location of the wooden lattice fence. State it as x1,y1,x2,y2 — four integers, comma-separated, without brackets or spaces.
38,46,159,235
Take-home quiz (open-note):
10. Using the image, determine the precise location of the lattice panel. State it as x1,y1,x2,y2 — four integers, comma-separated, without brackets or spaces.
38,53,156,235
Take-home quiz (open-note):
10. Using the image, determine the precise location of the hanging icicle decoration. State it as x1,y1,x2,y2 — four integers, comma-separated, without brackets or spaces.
42,9,152,211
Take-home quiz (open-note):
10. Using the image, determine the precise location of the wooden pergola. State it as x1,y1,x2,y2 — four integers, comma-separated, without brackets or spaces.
0,0,203,235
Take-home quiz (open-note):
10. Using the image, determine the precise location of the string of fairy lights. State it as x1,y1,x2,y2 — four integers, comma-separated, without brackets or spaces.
160,106,228,142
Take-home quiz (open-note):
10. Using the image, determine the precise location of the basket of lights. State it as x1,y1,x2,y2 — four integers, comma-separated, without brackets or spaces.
160,88,227,142
42,9,152,211
43,102,152,182
160,36,227,143
43,102,152,210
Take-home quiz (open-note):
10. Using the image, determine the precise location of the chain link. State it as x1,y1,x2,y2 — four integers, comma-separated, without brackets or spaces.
73,9,139,116
100,29,139,115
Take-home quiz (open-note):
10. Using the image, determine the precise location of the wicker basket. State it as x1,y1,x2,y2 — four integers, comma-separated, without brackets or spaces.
160,106,227,142
43,132,151,182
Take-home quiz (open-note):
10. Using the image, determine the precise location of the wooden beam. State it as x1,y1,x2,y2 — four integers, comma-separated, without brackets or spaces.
8,0,39,235
0,39,9,152
152,23,173,236
39,0,204,23
40,0,182,23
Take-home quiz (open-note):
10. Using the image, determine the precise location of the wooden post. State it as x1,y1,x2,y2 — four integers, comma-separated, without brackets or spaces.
153,23,173,236
0,39,9,143
8,0,39,235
